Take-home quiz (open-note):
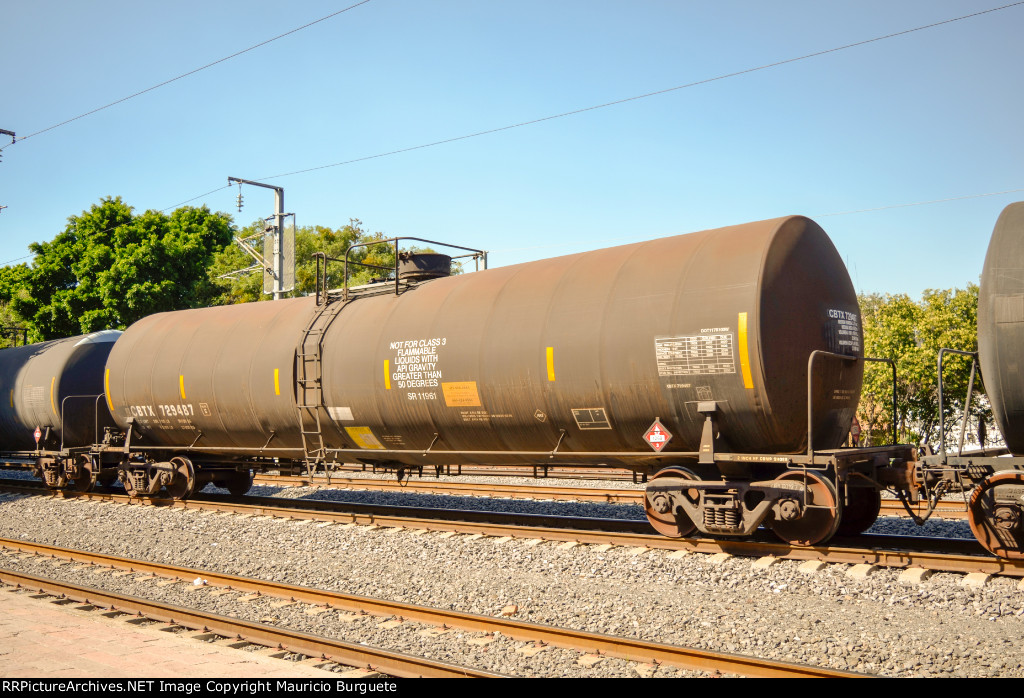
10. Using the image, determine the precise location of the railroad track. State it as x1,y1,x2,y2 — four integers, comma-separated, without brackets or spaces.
307,463,644,482
0,566,498,678
2,468,971,518
0,478,1014,577
0,539,863,678
254,473,644,504
251,473,971,519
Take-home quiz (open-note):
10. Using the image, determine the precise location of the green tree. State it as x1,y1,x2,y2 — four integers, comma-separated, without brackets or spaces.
857,285,988,449
13,197,234,339
0,263,31,346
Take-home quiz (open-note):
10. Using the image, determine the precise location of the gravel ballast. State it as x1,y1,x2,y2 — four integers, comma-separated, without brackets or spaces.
0,477,1022,677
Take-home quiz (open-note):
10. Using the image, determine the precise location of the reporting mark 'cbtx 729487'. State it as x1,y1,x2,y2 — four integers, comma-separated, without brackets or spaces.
3,205,1024,558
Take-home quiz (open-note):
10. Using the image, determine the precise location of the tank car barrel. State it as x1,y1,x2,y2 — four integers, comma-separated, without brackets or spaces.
103,215,863,470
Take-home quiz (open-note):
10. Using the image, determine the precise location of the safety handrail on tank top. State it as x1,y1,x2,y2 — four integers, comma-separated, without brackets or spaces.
806,351,898,466
0,326,28,347
312,237,487,306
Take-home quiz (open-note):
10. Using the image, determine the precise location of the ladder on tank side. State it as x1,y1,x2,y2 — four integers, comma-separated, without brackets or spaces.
296,298,349,481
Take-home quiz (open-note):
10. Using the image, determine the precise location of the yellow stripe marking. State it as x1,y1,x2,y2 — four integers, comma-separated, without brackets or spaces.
104,369,113,413
546,347,555,382
738,312,754,390
50,376,57,416
384,360,391,390
9,388,13,409
179,375,186,400
274,368,280,396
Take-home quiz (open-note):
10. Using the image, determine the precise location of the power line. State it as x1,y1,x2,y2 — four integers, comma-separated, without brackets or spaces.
163,185,233,212
257,1,1024,182
488,187,1024,255
3,3,1022,267
816,188,1024,216
0,1,374,151
3,183,1022,269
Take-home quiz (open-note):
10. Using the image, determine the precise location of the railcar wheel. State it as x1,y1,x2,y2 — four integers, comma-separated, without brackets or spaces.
835,486,881,536
164,457,196,501
70,455,95,493
968,471,1024,559
767,471,841,547
644,466,699,537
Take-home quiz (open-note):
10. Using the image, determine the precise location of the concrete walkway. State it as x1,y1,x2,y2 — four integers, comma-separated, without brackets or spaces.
0,586,360,678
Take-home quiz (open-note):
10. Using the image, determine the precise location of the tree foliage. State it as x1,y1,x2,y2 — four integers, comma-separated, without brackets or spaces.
0,264,30,348
857,285,989,450
11,197,233,340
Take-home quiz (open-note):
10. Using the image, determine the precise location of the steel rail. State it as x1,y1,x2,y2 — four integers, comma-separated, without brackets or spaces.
252,473,644,504
879,499,967,520
0,540,863,678
1,481,1014,575
339,463,641,480
2,470,969,516
0,567,500,678
251,474,972,518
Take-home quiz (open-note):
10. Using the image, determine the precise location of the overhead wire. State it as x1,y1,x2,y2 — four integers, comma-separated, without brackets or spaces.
254,1,1024,182
489,186,1024,255
0,0,374,151
4,182,1020,269
2,2,1022,267
816,188,1024,217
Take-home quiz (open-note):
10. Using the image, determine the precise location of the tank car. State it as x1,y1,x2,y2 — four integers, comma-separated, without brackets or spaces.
0,330,121,489
99,214,916,546
918,201,1024,558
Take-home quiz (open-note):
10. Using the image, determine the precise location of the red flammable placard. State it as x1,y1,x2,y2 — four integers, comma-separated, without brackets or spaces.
643,418,672,452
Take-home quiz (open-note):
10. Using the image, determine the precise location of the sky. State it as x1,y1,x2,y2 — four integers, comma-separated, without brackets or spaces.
1,0,1021,297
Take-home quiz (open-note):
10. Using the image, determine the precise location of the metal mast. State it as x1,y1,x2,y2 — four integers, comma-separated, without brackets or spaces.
227,177,291,300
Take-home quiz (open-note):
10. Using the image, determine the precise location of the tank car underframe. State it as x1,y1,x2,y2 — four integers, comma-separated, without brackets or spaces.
1,447,107,492
921,347,1024,558
918,452,1024,559
642,445,917,546
110,451,257,499
19,441,260,499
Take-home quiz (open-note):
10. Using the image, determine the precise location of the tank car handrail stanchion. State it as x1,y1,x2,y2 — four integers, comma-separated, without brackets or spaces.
343,246,351,301
861,356,898,446
313,252,326,306
59,394,102,452
93,394,103,447
957,358,978,459
936,348,980,462
805,350,859,465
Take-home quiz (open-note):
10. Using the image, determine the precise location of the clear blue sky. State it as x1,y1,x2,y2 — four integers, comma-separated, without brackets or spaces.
1,0,1021,297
